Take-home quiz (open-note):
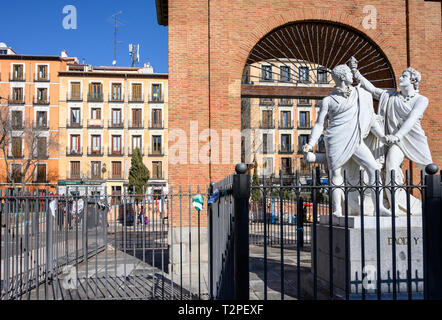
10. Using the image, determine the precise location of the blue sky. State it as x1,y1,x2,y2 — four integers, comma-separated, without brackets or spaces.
0,0,168,73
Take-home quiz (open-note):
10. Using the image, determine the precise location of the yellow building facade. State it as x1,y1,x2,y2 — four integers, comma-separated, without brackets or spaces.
58,64,168,197
243,59,332,179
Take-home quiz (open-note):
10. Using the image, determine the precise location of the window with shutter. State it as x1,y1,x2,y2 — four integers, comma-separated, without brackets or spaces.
112,161,122,179
132,83,142,101
11,164,22,182
37,137,47,158
132,109,142,127
12,137,22,157
70,161,80,179
71,82,81,100
36,164,46,182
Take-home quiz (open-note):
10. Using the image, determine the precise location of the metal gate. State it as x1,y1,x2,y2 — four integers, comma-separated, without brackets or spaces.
208,163,442,300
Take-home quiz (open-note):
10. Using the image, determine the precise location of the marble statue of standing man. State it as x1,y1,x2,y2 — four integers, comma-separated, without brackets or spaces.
303,64,391,217
350,59,433,213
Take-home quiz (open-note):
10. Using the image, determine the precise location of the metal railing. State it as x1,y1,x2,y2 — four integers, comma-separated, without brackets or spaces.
87,93,103,102
259,120,275,129
148,120,164,129
108,119,124,129
148,146,164,156
66,93,83,102
128,120,144,129
278,144,294,154
66,120,83,128
66,147,83,156
1,186,210,300
128,94,144,103
33,97,49,105
9,95,25,105
298,120,312,129
108,147,124,156
9,72,25,81
279,120,294,129
148,93,164,103
87,147,104,156
109,93,124,102
87,119,104,128
32,121,49,130
213,163,441,301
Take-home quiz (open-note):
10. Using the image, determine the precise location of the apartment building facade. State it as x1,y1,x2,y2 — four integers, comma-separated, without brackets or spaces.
0,49,77,193
57,64,168,197
242,60,330,179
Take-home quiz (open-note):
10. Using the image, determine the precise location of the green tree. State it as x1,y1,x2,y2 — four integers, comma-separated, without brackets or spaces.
251,158,262,201
128,148,150,197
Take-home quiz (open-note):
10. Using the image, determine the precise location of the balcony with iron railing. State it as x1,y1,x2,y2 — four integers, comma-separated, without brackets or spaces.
32,121,49,130
297,99,312,106
9,95,25,105
34,96,49,105
108,147,124,157
128,119,144,129
87,92,104,102
66,119,83,128
278,98,293,106
33,149,49,159
151,170,165,180
128,147,144,156
259,98,274,106
278,144,294,154
33,176,48,183
88,170,102,180
298,120,312,129
129,94,144,103
148,120,164,129
87,147,104,156
109,169,125,180
87,119,104,128
9,72,25,81
11,121,24,130
66,92,83,102
279,120,294,129
148,146,164,156
34,74,49,82
148,93,164,103
8,151,24,159
66,147,83,156
259,119,275,129
108,119,124,129
109,93,124,102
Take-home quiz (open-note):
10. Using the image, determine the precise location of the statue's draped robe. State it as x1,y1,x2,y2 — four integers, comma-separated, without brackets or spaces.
325,86,374,170
378,90,433,165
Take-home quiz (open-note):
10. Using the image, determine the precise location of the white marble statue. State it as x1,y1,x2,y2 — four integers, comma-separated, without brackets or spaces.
350,59,433,214
303,64,391,217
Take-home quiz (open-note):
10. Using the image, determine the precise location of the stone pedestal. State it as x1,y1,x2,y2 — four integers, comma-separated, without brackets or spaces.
312,216,423,299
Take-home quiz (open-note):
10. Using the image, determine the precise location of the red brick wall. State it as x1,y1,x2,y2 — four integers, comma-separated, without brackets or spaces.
168,0,441,197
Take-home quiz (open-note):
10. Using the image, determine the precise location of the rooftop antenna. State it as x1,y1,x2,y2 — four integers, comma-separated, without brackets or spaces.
111,11,123,66
129,44,140,67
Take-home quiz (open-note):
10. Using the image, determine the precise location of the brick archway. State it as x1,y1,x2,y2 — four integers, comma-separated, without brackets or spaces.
233,8,402,92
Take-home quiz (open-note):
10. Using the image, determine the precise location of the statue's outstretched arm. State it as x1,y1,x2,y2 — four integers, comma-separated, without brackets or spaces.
353,70,385,100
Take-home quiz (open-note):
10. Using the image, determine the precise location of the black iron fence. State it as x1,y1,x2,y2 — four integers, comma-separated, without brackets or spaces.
0,186,210,300
209,163,442,300
2,163,441,301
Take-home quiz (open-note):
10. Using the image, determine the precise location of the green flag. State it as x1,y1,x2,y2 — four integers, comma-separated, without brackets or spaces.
192,194,204,211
